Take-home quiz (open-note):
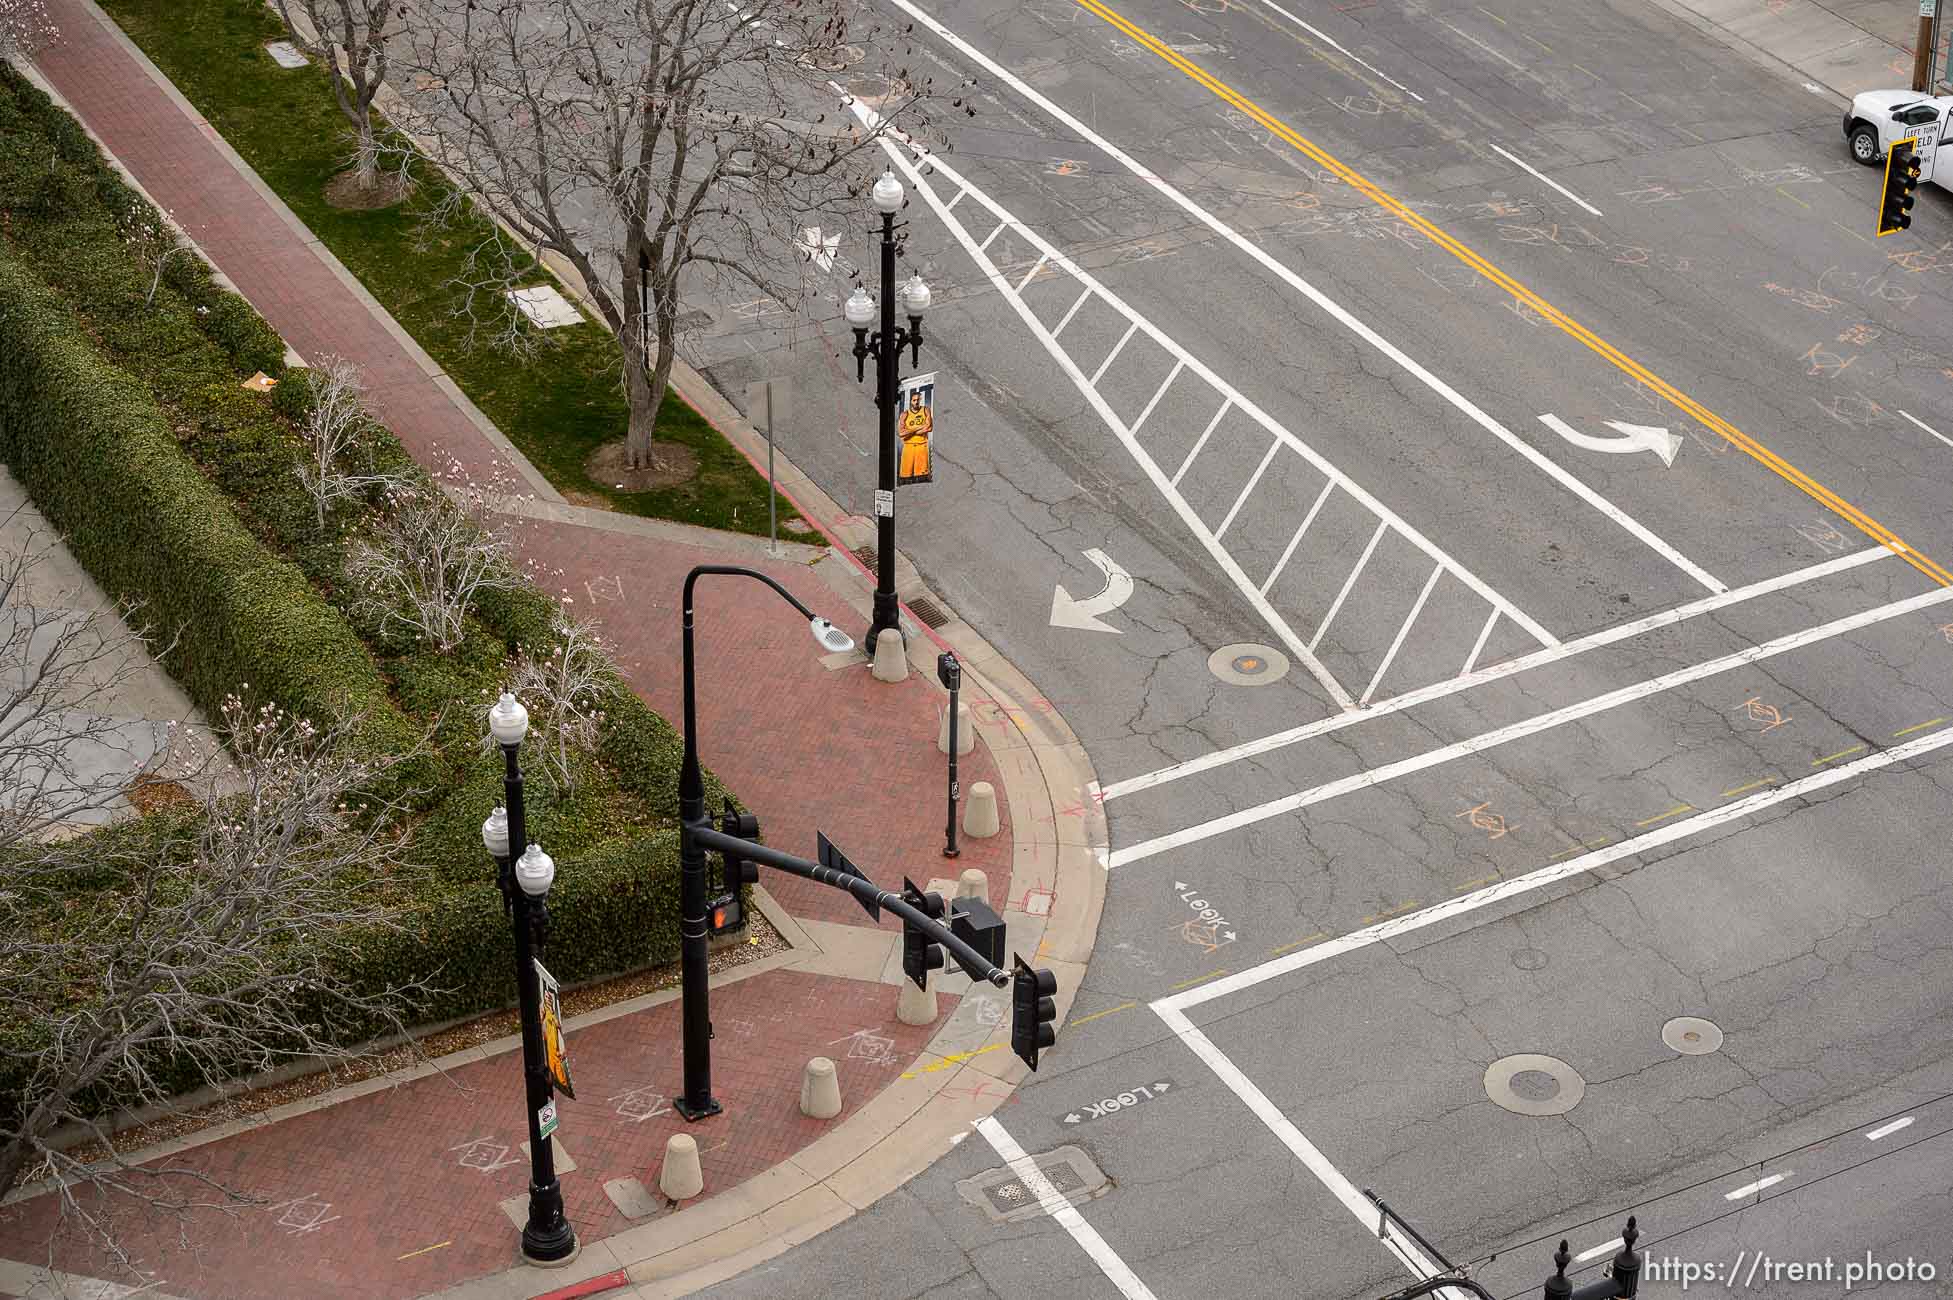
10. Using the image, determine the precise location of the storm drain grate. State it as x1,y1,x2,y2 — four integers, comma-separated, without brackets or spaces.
906,596,951,630
852,544,878,570
956,1146,1108,1223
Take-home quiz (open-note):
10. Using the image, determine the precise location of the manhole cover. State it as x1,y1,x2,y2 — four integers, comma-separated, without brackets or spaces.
1511,947,1548,971
1208,642,1291,687
1485,1053,1585,1116
955,1146,1107,1223
1663,1016,1724,1056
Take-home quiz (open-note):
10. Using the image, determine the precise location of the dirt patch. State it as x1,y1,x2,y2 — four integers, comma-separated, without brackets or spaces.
321,169,414,211
584,439,700,493
127,775,194,815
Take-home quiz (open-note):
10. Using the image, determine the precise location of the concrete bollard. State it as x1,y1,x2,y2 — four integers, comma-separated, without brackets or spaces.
956,868,988,901
658,1133,704,1202
871,631,909,683
800,1056,842,1120
897,972,938,1026
962,781,1000,838
936,700,975,754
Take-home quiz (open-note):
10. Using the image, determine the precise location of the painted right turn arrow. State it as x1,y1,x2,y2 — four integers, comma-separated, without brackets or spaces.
1538,413,1683,468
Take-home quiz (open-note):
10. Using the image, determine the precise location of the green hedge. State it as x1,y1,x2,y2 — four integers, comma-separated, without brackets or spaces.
0,62,730,1119
0,252,422,774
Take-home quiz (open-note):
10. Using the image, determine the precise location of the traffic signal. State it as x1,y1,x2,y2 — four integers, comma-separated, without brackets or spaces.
1879,138,1921,236
900,877,946,990
1011,955,1058,1071
709,800,759,936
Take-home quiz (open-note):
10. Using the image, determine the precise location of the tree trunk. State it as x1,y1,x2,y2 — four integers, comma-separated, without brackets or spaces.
0,1133,34,1201
354,124,379,192
623,326,677,472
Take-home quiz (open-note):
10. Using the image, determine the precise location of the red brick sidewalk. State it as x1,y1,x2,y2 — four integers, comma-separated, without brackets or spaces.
0,971,959,1300
4,4,1032,1296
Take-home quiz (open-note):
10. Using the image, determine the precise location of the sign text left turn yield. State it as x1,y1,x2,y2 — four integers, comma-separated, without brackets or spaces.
1050,549,1133,633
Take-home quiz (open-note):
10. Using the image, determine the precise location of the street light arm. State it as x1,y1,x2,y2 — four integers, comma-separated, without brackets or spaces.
688,823,1011,987
682,563,818,623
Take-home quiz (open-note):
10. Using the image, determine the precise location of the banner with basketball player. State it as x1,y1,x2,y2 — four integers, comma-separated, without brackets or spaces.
896,372,936,485
535,959,575,1098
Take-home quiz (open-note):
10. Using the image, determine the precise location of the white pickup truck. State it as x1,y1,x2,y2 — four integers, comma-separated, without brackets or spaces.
1844,89,1953,189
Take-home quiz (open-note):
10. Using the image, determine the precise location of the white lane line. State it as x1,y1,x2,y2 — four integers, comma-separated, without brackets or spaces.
1574,1238,1625,1263
1363,565,1443,705
1174,399,1233,488
974,1117,1160,1300
1725,1173,1789,1200
888,0,1715,601
1866,1116,1915,1140
1309,521,1388,653
1153,726,1953,1288
1109,581,1953,866
1218,437,1284,539
1490,143,1603,218
1262,480,1336,596
977,219,1008,253
1440,19,1524,70
1248,0,1425,101
1460,608,1500,677
1899,409,1953,450
1161,723,1953,1016
1102,546,1890,801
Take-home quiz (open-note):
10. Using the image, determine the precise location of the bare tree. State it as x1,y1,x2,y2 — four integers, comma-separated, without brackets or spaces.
388,0,954,470
347,461,519,651
274,0,400,193
504,610,610,795
0,692,430,1261
0,0,57,59
115,199,192,311
293,355,390,526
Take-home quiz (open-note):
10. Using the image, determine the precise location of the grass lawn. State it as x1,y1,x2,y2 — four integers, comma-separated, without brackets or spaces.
97,0,786,537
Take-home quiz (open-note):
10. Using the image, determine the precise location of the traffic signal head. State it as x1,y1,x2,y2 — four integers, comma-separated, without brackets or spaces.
706,890,744,935
718,799,760,889
901,877,946,991
1879,139,1920,235
1011,955,1058,1071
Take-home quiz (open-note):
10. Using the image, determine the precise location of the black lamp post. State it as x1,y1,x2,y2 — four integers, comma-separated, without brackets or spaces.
482,692,576,1265
845,168,931,659
676,565,855,1119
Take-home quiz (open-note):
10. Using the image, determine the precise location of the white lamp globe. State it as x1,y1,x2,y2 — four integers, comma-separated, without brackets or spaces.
870,169,904,214
515,842,556,897
488,692,529,746
901,273,931,316
481,805,511,858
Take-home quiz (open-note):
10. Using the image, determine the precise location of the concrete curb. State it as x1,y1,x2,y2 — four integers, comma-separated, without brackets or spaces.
24,8,1110,1297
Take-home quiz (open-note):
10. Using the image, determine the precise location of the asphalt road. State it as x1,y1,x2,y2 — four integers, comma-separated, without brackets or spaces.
686,0,1953,1294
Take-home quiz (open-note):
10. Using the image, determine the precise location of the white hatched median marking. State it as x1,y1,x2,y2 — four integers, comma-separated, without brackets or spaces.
1573,1237,1624,1263
1153,723,1953,1291
847,73,1551,712
975,1117,1159,1300
1102,546,1891,802
1109,581,1953,866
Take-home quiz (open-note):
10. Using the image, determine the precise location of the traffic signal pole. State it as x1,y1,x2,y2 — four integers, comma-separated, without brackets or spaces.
685,823,1011,989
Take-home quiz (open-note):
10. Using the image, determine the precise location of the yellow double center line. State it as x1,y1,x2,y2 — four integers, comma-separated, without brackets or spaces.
1068,0,1949,589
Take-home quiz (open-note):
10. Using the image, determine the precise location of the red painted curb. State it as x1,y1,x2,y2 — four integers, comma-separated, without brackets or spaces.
530,1268,631,1300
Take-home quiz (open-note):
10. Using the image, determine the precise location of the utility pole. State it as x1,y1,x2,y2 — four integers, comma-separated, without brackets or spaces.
1915,0,1937,93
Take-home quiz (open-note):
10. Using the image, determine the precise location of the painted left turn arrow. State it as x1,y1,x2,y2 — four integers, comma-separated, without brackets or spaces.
1538,413,1683,468
1050,548,1134,633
